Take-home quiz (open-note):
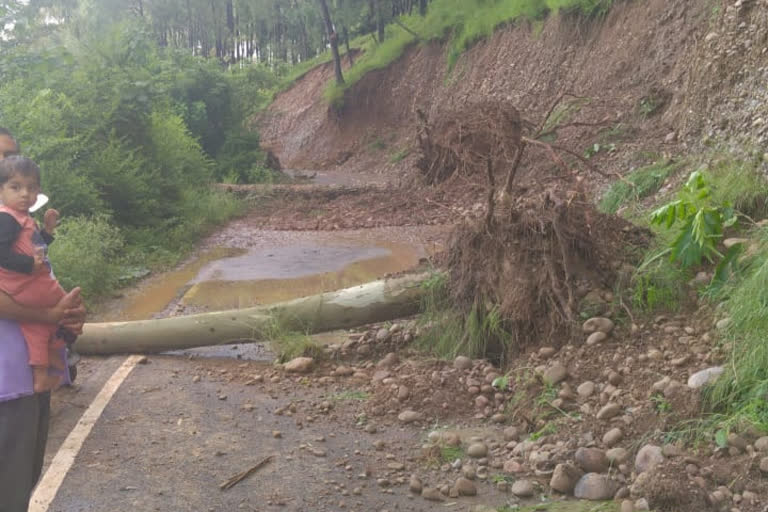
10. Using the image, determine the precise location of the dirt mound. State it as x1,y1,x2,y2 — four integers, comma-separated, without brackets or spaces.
416,99,523,185
446,188,648,356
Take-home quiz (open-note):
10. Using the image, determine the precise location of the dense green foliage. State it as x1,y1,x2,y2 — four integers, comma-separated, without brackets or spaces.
0,10,282,299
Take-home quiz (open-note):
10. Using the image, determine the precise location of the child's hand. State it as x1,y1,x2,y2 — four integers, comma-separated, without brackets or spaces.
33,249,45,272
43,208,60,235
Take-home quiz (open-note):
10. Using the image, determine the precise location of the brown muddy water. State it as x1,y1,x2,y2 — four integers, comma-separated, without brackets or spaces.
100,227,444,322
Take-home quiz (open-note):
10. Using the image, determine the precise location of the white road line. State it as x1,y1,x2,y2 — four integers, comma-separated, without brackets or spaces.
29,355,143,512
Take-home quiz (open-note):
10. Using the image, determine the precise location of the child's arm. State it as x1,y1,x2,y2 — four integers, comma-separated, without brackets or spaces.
0,212,35,274
41,209,59,243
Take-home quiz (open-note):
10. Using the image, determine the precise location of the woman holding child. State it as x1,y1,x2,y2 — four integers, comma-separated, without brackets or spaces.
0,128,87,512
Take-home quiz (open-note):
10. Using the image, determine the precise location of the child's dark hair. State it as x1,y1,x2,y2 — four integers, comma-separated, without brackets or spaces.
0,127,19,156
0,156,41,185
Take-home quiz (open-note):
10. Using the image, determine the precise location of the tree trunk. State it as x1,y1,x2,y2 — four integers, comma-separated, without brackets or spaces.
317,0,344,85
375,0,385,42
419,0,427,16
343,25,353,66
76,273,429,355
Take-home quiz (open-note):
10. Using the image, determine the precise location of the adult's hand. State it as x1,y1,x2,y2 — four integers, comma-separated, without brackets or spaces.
55,288,86,334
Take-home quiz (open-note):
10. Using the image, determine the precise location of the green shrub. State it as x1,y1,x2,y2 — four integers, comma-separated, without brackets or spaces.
48,215,125,300
599,159,683,214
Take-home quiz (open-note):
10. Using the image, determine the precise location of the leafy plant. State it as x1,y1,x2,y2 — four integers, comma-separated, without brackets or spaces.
650,170,737,268
584,142,617,158
650,393,672,414
714,428,728,449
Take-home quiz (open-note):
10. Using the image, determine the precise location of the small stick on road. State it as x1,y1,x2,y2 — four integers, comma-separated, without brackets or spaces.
219,455,275,491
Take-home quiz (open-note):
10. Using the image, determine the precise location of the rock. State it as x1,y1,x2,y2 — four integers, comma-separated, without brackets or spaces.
503,426,520,441
635,445,664,474
760,457,768,473
409,475,423,494
606,448,630,464
397,385,410,401
583,317,615,334
462,464,477,480
716,318,731,330
705,31,718,42
377,352,398,368
577,381,596,398
467,443,488,458
421,487,444,501
137,355,148,364
375,328,391,343
454,477,477,496
603,428,623,447
621,499,634,512
511,479,535,497
586,332,608,346
727,433,748,451
503,460,523,473
634,498,650,511
334,366,354,377
539,347,556,359
284,357,314,373
575,447,609,473
596,403,622,420
454,355,472,370
664,132,677,143
574,473,619,500
371,370,390,382
754,436,768,452
607,371,622,386
687,367,724,389
550,463,584,494
398,410,423,424
543,363,568,385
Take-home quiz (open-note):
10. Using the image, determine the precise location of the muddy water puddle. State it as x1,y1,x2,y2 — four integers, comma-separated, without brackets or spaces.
182,240,421,310
100,227,444,322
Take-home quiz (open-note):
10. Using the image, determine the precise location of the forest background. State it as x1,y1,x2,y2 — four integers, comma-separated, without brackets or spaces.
0,0,612,299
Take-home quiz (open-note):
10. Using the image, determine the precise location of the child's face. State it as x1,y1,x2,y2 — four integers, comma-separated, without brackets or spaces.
0,173,40,212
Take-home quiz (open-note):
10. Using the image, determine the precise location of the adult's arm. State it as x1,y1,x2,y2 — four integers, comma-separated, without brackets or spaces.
0,287,85,332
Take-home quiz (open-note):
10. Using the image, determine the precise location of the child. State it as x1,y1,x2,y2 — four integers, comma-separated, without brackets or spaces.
0,155,68,392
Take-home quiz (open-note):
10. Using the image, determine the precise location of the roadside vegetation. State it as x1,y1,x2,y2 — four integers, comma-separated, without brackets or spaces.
601,150,768,437
326,0,616,106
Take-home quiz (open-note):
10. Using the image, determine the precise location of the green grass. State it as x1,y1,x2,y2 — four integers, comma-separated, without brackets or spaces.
598,159,684,214
389,148,410,163
416,272,513,363
325,0,616,107
705,226,768,432
261,317,324,363
705,156,768,218
440,444,464,462
331,390,370,401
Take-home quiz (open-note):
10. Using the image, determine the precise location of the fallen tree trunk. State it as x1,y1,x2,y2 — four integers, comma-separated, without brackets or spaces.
77,273,429,355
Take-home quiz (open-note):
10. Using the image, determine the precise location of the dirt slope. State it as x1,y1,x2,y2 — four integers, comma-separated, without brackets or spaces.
259,0,722,184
